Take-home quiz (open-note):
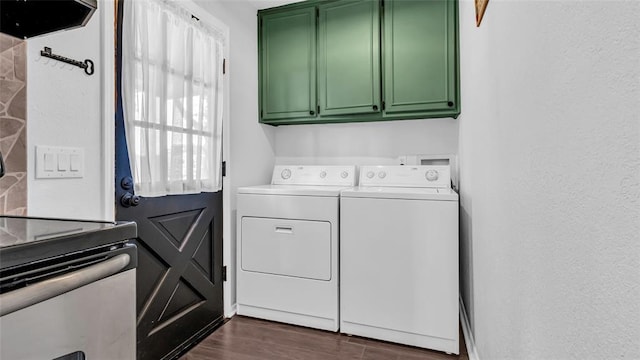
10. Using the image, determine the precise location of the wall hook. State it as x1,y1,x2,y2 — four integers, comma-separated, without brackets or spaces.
40,47,94,76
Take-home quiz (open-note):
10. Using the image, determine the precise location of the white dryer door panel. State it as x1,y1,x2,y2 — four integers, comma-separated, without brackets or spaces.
241,217,331,281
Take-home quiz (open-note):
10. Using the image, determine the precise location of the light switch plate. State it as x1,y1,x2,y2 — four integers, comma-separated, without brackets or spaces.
36,146,84,179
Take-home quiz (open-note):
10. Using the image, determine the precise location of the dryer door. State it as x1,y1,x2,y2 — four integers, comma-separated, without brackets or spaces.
241,217,331,281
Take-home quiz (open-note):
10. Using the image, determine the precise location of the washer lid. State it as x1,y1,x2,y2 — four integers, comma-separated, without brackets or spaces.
340,187,459,201
237,184,350,197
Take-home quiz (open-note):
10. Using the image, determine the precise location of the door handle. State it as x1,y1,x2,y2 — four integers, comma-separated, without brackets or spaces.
120,176,134,190
275,226,293,234
120,192,141,207
0,254,131,316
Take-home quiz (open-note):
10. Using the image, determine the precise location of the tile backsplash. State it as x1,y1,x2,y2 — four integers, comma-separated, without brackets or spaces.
0,33,27,215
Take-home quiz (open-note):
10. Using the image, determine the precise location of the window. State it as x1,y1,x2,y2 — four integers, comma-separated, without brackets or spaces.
122,0,224,196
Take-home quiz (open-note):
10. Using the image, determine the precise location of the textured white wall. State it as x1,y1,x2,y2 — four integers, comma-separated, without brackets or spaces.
458,0,640,359
27,5,110,221
275,118,458,164
195,0,276,314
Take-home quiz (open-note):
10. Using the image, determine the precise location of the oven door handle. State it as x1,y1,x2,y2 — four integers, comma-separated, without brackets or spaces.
0,253,130,317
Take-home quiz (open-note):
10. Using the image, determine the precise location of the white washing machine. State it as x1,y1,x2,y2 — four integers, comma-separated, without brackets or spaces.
236,165,356,331
340,165,459,354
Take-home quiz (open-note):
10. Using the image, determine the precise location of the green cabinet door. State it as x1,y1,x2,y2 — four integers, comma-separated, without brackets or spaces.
318,0,380,116
383,0,458,116
259,8,316,121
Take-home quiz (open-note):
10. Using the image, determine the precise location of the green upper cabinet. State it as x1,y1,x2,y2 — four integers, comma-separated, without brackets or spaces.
318,0,380,116
383,0,458,117
258,0,459,125
259,7,316,121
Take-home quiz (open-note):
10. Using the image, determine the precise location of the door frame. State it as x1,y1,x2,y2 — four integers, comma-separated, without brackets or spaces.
100,0,233,316
99,0,115,222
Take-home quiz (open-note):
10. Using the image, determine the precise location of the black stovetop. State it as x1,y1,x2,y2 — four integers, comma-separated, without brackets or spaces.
0,216,137,270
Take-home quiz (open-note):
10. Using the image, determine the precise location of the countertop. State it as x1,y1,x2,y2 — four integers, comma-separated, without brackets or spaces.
0,216,137,270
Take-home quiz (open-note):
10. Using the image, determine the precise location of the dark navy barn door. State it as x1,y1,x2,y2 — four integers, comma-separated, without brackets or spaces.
114,2,224,359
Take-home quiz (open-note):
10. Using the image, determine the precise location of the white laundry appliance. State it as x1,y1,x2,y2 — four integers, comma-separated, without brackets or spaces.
340,165,459,354
236,165,356,331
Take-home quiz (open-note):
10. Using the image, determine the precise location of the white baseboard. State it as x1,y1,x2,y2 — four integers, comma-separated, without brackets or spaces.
460,296,480,360
225,303,237,319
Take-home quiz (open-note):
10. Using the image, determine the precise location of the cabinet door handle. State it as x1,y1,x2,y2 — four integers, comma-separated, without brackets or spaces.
373,105,378,111
448,101,454,107
309,110,315,115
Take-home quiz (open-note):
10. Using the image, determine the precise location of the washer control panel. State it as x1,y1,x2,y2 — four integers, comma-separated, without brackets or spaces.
272,165,357,186
358,165,451,188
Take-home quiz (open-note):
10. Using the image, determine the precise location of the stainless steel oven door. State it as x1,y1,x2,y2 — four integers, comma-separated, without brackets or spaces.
0,268,136,360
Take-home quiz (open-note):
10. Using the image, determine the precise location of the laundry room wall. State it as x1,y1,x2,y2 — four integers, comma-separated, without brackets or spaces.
457,0,640,359
195,0,276,314
274,119,459,165
26,2,113,221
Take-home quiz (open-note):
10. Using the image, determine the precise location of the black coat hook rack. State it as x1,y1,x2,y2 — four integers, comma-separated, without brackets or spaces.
40,47,94,76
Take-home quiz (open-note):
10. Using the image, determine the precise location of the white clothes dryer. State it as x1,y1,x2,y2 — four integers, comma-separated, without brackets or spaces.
340,165,459,354
236,165,356,331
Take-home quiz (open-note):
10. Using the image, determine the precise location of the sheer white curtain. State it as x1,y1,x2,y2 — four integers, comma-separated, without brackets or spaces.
122,0,224,197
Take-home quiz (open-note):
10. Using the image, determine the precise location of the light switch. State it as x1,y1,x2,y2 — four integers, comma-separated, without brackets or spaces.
44,153,55,171
58,154,69,171
36,145,84,179
70,154,81,172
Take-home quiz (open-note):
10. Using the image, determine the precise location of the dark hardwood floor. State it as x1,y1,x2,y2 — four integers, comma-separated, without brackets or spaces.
181,316,469,360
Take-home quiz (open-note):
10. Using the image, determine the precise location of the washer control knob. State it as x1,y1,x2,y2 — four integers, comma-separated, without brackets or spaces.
319,171,327,179
378,171,387,179
340,171,349,179
366,171,375,179
281,168,292,180
426,169,439,181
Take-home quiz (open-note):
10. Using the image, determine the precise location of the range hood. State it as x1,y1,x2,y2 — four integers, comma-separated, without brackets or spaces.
0,0,97,39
